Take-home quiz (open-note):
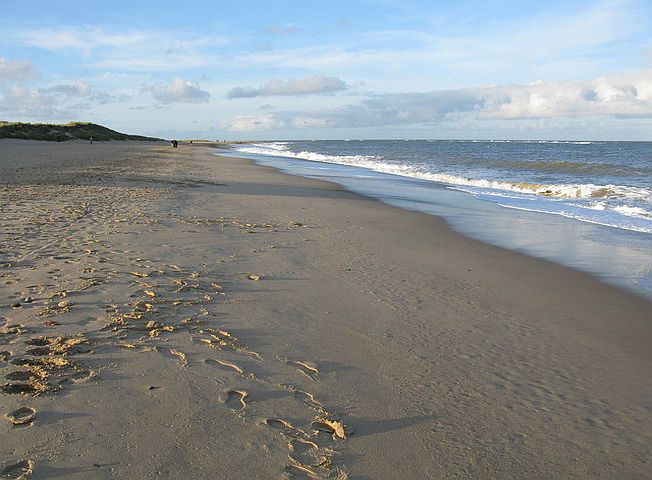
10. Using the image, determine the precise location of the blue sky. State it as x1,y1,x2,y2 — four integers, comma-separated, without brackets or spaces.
1,0,651,139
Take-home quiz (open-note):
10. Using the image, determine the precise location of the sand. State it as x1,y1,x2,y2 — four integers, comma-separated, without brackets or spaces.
0,139,650,479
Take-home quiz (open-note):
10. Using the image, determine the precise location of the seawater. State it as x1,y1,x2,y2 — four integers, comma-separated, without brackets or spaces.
223,140,652,299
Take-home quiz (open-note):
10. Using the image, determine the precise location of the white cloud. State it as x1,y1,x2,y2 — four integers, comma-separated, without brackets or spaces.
229,114,286,131
1,86,64,118
1,80,126,119
230,69,652,130
480,71,652,119
0,57,38,82
149,78,210,104
4,86,53,108
227,75,347,98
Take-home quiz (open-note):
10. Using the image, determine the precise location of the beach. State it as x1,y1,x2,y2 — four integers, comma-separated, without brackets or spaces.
1,140,651,479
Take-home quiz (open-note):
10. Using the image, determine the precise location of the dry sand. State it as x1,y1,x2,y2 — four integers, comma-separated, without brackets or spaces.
0,140,650,479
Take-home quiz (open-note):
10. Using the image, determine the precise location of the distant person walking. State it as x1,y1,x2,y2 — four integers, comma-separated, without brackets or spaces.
171,139,178,148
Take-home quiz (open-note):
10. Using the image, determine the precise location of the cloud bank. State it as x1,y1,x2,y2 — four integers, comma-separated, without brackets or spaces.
0,80,122,118
227,75,347,99
229,69,652,130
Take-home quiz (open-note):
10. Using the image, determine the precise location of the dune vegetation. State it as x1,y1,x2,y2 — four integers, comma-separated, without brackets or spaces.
0,121,163,142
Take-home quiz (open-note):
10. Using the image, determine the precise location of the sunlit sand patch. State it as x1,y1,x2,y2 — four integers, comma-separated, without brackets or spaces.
132,301,154,313
224,389,249,411
264,418,310,440
147,325,176,337
312,418,346,440
4,406,36,426
0,382,46,396
292,389,326,413
285,359,319,381
169,349,188,367
285,462,320,479
35,300,72,317
0,459,34,479
128,271,149,278
205,358,244,376
199,330,262,359
1,323,28,338
5,355,94,395
118,343,157,352
171,299,200,306
173,279,188,292
24,335,89,356
287,439,330,473
199,328,244,349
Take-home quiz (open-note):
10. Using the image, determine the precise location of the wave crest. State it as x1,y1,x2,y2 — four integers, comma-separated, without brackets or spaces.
235,143,651,203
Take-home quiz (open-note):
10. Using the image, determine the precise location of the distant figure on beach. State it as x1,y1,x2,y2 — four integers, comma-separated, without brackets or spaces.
90,136,93,145
171,140,178,148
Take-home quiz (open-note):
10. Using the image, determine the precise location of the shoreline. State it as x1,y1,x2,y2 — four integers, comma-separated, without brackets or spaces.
228,143,652,301
1,141,650,479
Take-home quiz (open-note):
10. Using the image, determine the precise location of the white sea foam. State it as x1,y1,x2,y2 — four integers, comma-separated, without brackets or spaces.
235,142,651,204
613,205,652,219
496,203,652,234
237,143,378,165
233,142,652,233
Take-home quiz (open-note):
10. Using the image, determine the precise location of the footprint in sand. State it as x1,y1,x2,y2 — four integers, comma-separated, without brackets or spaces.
5,371,34,382
312,418,347,440
288,438,321,466
285,462,320,479
224,389,248,411
0,383,43,396
5,407,36,426
292,390,326,413
264,418,310,440
205,358,244,376
0,459,33,479
285,360,319,381
25,347,50,357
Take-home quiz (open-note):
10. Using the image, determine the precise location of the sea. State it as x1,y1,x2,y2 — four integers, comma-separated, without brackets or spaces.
223,140,652,299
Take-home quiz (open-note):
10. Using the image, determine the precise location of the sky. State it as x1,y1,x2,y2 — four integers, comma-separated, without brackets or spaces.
1,0,651,140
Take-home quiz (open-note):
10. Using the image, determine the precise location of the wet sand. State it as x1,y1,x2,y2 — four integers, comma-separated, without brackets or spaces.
1,140,650,479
